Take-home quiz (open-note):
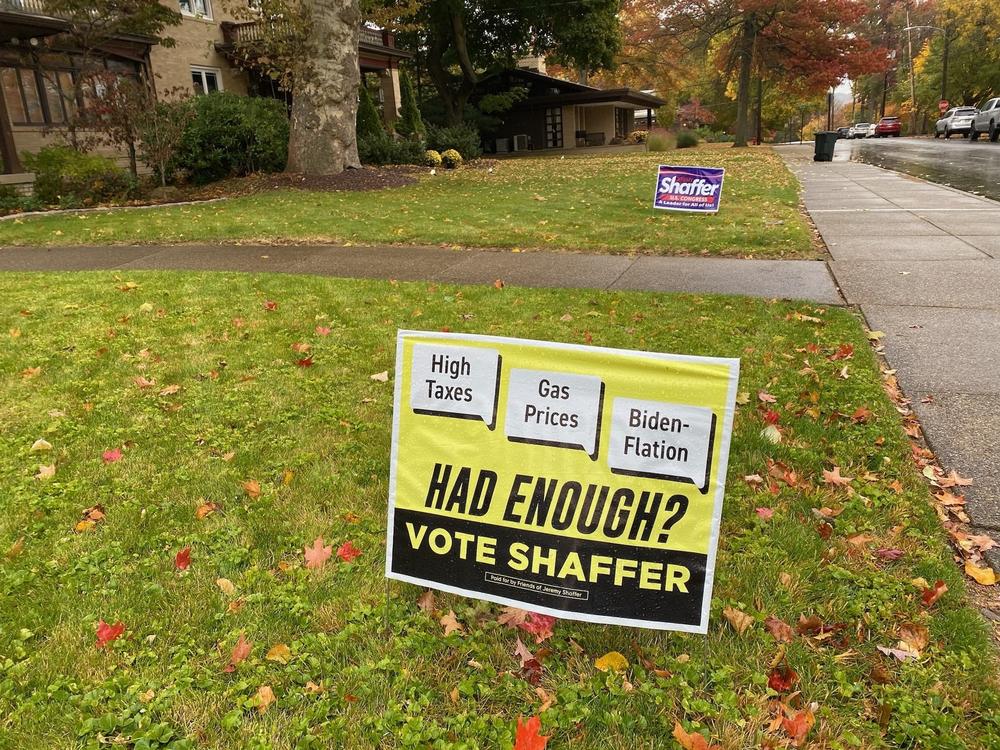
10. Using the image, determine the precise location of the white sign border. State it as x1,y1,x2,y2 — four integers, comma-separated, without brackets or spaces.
652,164,726,214
385,329,740,634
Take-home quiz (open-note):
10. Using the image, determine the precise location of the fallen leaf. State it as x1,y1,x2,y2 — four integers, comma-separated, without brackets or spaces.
921,580,948,607
768,663,798,692
764,615,794,643
877,644,917,662
304,680,324,694
416,590,436,613
822,466,853,486
196,500,220,519
514,637,535,668
498,606,530,627
513,715,549,750
95,620,125,649
898,623,929,654
315,326,331,336
760,424,782,444
134,376,156,389
758,390,777,403
242,480,261,499
35,464,56,480
449,686,459,704
5,537,25,559
875,547,904,561
336,540,362,563
755,507,774,520
370,370,389,382
216,578,236,596
535,686,555,712
30,438,52,453
940,470,973,488
782,707,815,746
224,633,252,672
139,689,155,703
304,537,333,569
722,605,753,636
159,384,181,396
102,448,123,464
965,560,998,586
744,473,764,486
673,721,721,750
594,651,628,673
174,546,191,571
518,612,556,644
263,300,278,311
440,610,464,636
296,356,314,368
255,685,275,714
265,643,292,664
291,342,311,353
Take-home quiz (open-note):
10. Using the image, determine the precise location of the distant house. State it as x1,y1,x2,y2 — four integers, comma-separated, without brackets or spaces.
0,0,409,183
477,67,664,153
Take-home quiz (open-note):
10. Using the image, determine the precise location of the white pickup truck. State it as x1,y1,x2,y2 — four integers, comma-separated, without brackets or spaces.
970,97,1000,142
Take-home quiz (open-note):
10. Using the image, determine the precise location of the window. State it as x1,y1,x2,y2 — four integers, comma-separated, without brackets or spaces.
179,0,211,17
544,106,563,148
615,107,629,139
191,67,222,95
1,67,47,125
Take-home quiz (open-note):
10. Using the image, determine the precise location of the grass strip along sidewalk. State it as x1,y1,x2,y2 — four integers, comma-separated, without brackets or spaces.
1,272,997,749
0,147,813,259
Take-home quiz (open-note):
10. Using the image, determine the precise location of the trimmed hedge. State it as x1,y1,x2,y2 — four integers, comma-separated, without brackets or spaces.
172,92,288,184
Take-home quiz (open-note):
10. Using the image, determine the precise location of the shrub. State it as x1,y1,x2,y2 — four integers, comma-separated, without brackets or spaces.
676,129,700,149
628,130,648,144
427,123,481,159
441,149,463,168
645,129,676,152
0,184,38,215
172,93,288,184
22,146,137,207
695,126,735,143
425,149,442,167
357,135,425,166
395,70,425,141
357,86,385,142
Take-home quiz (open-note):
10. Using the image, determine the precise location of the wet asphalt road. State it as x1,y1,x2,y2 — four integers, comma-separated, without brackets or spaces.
835,136,1000,202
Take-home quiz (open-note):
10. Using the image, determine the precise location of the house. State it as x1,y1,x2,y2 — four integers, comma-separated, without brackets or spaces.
0,0,409,184
477,67,664,153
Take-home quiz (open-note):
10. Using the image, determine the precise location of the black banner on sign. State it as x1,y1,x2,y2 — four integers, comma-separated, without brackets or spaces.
390,507,707,626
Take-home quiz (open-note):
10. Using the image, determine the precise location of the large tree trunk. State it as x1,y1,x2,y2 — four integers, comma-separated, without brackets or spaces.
286,0,361,174
732,15,755,148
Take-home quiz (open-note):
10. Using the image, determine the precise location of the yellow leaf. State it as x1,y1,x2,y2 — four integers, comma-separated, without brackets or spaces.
266,643,292,664
965,560,998,586
255,685,275,714
30,438,52,452
282,469,294,486
594,651,628,673
216,578,236,596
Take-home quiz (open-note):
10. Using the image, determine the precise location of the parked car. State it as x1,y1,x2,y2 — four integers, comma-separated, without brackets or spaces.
874,116,901,137
848,122,871,138
970,97,1000,141
836,126,851,138
935,107,978,138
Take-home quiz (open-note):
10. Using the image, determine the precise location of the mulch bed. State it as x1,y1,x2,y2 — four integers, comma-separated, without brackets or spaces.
184,165,422,201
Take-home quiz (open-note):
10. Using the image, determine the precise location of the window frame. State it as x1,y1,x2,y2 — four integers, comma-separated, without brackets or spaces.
179,0,212,19
190,66,223,95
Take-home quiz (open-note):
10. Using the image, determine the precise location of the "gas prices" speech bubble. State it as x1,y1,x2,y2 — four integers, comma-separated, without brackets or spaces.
504,368,605,458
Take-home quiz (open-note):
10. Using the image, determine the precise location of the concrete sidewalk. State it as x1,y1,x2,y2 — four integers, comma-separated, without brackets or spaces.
0,243,843,304
778,144,1000,563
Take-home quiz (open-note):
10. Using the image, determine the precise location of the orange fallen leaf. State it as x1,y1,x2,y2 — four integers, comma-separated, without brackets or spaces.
513,715,548,750
255,685,275,714
242,480,261,499
265,643,292,664
673,721,721,750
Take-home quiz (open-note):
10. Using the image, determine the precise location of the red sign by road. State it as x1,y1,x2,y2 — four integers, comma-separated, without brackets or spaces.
939,99,949,113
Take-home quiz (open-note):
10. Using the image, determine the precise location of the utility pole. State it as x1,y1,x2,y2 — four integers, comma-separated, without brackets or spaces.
906,1,917,134
941,26,950,101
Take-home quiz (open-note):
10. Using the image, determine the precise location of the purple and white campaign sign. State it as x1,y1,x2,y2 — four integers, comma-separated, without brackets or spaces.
653,165,725,213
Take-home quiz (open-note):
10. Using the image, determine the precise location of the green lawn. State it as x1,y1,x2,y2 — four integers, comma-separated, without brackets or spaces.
0,146,815,258
1,272,997,749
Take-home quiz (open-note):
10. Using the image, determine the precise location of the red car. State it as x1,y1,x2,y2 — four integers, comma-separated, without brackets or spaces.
874,116,901,137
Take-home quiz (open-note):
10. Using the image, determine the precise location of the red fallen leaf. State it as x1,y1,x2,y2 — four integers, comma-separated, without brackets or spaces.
174,546,191,571
583,331,593,345
816,522,833,539
95,619,125,649
782,707,815,746
513,715,549,750
263,300,278,311
343,693,358,702
796,614,825,635
336,540,362,563
102,448,123,464
304,537,333,569
767,663,798,692
829,343,854,361
921,579,948,607
874,547,904,561
296,356,314,368
517,612,556,644
763,409,780,424
755,507,774,520
315,326,331,336
758,390,777,403
224,632,252,672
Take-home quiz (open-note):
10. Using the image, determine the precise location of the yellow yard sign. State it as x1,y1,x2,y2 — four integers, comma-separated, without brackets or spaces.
386,331,739,632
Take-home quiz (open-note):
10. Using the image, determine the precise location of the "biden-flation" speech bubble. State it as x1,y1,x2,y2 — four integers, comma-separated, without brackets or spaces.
504,369,604,459
607,397,717,492
410,343,501,429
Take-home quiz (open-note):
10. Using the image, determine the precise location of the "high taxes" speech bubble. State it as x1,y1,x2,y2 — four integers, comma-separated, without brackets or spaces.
409,343,502,429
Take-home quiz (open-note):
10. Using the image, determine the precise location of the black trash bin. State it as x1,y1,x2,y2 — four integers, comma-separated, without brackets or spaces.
813,131,837,162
